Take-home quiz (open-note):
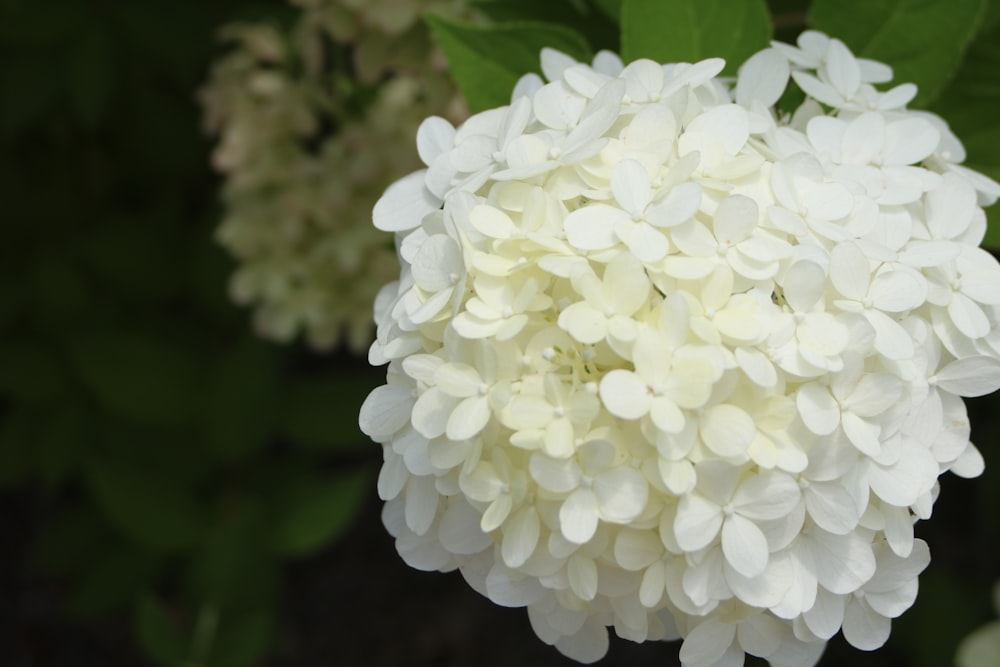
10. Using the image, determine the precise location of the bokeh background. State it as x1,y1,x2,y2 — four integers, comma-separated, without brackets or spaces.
1,1,998,666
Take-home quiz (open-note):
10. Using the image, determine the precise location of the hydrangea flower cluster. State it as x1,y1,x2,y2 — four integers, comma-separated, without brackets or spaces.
360,31,1000,666
200,0,467,350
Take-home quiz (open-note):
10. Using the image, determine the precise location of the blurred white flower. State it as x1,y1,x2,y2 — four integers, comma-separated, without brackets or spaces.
957,580,1000,667
201,0,469,350
360,29,1000,666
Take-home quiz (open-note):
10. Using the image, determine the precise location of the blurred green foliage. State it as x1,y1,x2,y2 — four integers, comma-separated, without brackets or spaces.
0,1,376,665
0,0,999,666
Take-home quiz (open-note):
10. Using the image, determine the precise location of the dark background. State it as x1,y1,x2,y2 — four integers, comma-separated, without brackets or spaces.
0,1,998,666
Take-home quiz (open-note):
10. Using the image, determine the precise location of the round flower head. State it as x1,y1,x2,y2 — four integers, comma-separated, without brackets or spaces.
360,30,1000,666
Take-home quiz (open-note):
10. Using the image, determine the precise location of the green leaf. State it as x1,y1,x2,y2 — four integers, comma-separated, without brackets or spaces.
593,0,623,21
0,0,88,48
30,253,91,325
37,401,90,487
78,218,184,301
66,17,115,127
68,329,202,427
202,336,278,461
68,543,163,616
471,0,619,51
425,14,592,112
271,468,368,557
187,499,277,610
134,596,189,667
208,608,275,667
0,340,67,402
32,506,110,576
87,461,204,553
809,0,987,107
0,53,63,135
0,408,37,487
620,0,772,75
276,373,379,451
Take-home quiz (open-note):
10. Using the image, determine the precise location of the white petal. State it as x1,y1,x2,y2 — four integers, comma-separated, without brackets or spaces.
841,411,881,458
560,488,599,544
480,494,513,533
803,589,846,640
543,418,577,459
713,194,758,245
650,397,685,434
700,403,755,457
934,356,1000,397
727,550,793,609
733,471,801,521
377,451,408,501
674,494,723,551
614,528,663,571
600,369,652,420
884,118,939,166
686,104,749,155
594,466,649,523
796,383,840,436
736,47,790,108
783,260,827,312
558,302,608,344
404,475,438,536
568,554,598,601
485,563,545,607
868,270,924,312
842,112,884,165
410,387,454,439
736,612,786,658
950,442,985,478
446,396,491,441
679,620,737,667
435,363,482,398
604,251,652,314
867,447,937,506
645,182,702,228
949,292,990,338
842,599,891,650
438,499,492,554
529,454,581,493
373,170,440,232
803,181,854,220
553,619,609,664
359,385,415,439
501,506,540,567
722,513,769,577
612,159,651,217
416,116,455,166
865,309,915,360
639,562,666,608
564,204,627,250
830,242,870,300
619,221,670,263
881,504,915,558
736,347,778,387
805,482,860,535
825,38,861,98
808,530,876,595
470,204,517,239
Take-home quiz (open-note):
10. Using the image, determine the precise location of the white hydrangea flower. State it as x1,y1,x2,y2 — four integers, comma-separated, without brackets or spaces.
360,29,1000,666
